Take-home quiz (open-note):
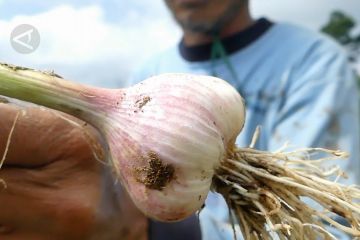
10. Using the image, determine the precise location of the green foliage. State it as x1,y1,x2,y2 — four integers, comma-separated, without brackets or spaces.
321,11,356,45
321,11,360,63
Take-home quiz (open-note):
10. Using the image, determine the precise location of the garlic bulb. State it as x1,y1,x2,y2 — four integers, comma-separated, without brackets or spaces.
0,64,245,221
104,74,245,221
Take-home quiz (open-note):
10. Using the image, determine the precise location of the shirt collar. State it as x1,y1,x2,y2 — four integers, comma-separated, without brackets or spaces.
179,18,273,62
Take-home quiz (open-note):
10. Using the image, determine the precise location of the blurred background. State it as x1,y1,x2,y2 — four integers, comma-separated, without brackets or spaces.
0,0,359,87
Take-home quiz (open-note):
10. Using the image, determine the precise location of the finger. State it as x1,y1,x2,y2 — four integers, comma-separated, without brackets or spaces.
0,166,102,240
0,152,146,239
0,103,101,167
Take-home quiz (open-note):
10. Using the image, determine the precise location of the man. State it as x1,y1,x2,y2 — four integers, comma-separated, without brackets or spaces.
130,0,360,239
0,0,358,239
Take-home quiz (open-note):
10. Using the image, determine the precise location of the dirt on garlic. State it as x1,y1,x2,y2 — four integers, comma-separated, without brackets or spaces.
135,151,176,190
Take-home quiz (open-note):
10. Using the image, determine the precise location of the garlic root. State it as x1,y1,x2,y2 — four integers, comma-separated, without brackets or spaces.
215,142,360,239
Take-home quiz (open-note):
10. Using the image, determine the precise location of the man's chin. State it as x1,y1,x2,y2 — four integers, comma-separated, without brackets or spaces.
180,19,215,34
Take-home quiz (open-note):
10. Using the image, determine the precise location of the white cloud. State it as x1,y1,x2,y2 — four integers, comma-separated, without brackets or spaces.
0,4,180,87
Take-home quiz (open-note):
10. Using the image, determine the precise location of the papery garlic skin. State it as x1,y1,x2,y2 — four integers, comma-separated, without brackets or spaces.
102,74,245,221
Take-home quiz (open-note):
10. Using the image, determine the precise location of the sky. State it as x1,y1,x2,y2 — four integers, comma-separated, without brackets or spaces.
0,0,359,87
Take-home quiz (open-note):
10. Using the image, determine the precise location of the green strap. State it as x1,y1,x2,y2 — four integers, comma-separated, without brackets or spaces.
210,36,239,82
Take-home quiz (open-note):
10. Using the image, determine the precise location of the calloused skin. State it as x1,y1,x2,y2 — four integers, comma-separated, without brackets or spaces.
0,101,147,240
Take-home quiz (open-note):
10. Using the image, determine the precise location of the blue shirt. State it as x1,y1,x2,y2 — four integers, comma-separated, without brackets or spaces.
129,19,360,239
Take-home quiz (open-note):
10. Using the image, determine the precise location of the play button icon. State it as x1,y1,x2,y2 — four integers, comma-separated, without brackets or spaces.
10,24,40,54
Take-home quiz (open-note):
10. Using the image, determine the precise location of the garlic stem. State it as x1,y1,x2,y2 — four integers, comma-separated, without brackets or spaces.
0,63,109,125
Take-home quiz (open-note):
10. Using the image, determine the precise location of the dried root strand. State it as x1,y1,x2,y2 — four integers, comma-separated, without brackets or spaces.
0,111,20,189
215,146,360,239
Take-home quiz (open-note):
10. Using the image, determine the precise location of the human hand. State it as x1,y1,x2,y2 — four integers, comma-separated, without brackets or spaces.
0,101,147,240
